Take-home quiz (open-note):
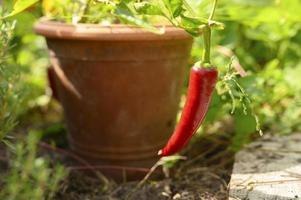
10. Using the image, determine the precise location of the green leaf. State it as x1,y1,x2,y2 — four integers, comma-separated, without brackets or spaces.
2,0,39,19
134,2,163,16
157,155,186,168
116,1,134,17
116,12,164,34
115,2,164,34
182,0,197,16
163,0,183,18
179,15,207,36
181,15,207,27
231,110,257,151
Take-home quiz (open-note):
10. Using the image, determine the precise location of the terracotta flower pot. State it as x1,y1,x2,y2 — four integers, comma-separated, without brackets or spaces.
35,20,193,180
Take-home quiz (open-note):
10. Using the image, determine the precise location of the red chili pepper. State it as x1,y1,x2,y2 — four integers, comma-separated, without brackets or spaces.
158,66,218,156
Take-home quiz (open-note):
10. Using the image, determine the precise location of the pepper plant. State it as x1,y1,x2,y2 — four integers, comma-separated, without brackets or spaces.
4,0,224,32
4,0,260,154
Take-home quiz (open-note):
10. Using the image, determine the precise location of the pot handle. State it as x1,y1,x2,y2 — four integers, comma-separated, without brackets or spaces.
47,66,59,102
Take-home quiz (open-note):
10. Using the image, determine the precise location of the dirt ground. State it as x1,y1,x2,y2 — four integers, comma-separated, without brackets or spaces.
50,132,233,200
0,105,234,200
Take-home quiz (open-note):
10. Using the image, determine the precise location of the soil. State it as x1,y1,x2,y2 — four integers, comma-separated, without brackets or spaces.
51,132,233,200
0,104,235,200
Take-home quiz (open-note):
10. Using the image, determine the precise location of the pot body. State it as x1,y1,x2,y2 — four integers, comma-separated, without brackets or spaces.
35,20,192,179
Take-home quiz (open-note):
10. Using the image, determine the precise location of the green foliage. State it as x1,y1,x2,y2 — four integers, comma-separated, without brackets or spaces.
158,155,186,169
39,0,165,33
0,132,67,200
192,0,301,149
0,17,23,141
1,7,66,200
114,1,164,34
42,0,112,24
32,0,223,35
1,6,49,122
2,0,39,19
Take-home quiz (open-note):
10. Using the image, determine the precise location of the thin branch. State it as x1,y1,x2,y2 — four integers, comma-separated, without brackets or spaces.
125,160,161,200
68,165,160,174
209,0,218,21
39,142,110,186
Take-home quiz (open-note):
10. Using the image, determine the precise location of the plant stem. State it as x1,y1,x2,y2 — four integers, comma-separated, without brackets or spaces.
201,0,218,65
79,0,92,23
125,161,160,200
39,142,110,187
183,0,197,17
202,27,211,64
209,0,218,21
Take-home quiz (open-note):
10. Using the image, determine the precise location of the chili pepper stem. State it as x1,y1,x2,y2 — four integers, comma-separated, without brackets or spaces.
202,26,211,65
200,0,218,67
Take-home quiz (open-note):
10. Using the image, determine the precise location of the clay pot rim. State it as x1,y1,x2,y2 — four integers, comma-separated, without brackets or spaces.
34,18,192,41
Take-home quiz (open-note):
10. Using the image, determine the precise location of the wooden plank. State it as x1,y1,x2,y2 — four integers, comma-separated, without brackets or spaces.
229,134,301,200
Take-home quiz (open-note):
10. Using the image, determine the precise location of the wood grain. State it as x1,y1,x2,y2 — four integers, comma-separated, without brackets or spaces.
229,134,301,200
